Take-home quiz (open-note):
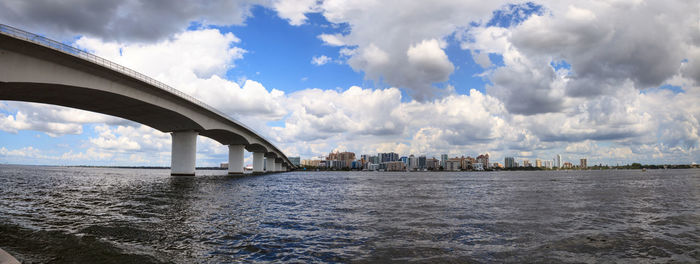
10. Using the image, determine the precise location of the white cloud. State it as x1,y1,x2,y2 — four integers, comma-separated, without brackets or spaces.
272,0,321,26
311,55,332,66
0,0,263,42
0,146,42,158
76,29,245,79
75,28,286,121
313,0,510,101
318,34,346,46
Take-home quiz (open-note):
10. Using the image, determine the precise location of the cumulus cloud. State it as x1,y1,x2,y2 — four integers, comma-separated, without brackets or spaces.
272,0,321,26
0,0,263,42
0,146,42,158
0,102,127,137
274,86,406,142
315,0,509,101
75,28,286,120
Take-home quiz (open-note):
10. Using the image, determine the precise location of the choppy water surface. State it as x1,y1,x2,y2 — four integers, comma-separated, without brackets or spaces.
0,165,698,263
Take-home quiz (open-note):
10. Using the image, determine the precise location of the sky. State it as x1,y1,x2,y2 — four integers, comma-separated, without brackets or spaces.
1,0,699,167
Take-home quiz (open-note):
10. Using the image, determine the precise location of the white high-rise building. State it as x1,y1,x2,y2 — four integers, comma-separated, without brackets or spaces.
408,155,417,171
556,154,562,168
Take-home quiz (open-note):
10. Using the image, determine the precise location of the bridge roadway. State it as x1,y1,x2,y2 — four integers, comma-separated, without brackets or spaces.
0,24,295,175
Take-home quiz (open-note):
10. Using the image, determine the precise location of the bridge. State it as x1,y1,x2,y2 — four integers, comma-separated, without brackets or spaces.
0,24,296,176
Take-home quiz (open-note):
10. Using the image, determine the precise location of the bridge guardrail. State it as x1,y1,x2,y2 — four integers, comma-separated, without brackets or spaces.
0,24,293,167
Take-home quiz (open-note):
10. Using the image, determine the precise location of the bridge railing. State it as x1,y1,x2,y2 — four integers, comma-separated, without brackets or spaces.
0,24,294,167
0,24,219,117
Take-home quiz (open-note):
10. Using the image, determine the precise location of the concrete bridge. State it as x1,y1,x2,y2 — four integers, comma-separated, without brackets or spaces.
0,24,296,175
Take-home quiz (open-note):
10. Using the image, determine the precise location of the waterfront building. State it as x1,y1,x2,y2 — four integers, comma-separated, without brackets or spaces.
523,159,531,167
385,161,406,171
535,158,542,168
493,162,503,168
326,151,356,169
504,157,515,168
445,158,462,171
426,157,440,170
476,153,490,169
366,163,379,171
418,155,427,170
301,159,323,167
464,156,477,170
400,156,408,164
378,152,399,163
580,158,587,169
408,155,417,171
544,160,553,169
556,154,562,168
440,154,448,168
220,162,228,169
563,162,573,169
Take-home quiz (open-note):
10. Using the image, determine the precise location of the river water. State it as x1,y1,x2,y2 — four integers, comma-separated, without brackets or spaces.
0,165,698,263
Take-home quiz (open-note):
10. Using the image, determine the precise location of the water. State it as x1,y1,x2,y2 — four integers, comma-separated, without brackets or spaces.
0,165,698,263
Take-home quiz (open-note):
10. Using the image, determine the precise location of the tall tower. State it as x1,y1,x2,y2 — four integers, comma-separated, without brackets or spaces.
556,154,562,168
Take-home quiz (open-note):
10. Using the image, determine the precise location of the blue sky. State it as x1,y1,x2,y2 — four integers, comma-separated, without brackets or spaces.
1,0,699,166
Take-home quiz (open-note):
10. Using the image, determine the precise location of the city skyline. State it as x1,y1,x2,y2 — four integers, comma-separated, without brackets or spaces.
299,149,642,171
1,1,699,167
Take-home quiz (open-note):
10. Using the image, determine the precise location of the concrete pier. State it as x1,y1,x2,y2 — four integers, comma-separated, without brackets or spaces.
253,152,265,174
275,162,282,172
171,131,198,176
265,157,273,172
228,145,244,174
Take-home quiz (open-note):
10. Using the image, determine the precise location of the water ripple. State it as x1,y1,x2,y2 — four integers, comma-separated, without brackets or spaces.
0,165,698,263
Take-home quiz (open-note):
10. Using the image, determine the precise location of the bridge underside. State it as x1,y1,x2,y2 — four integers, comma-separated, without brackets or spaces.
0,82,260,147
0,82,203,132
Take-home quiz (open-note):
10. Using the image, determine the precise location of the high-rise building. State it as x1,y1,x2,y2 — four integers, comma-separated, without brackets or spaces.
440,154,448,168
580,158,587,169
418,155,427,169
378,152,399,163
408,155,417,170
535,158,542,168
476,153,490,169
426,158,440,170
556,154,562,168
543,160,553,169
523,159,531,167
505,157,515,168
327,151,356,169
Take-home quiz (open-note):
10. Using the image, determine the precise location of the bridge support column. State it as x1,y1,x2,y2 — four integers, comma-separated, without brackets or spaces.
265,157,272,172
275,162,282,172
253,152,264,174
228,145,245,174
171,131,198,176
